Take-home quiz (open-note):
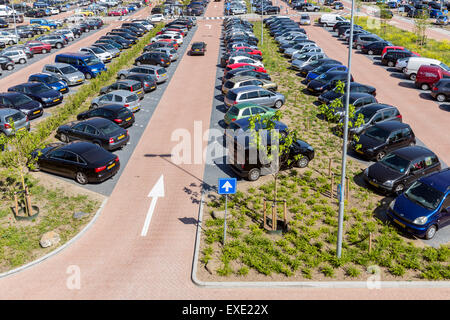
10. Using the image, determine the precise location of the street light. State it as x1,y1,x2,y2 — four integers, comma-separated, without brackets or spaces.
336,0,356,259
261,0,264,45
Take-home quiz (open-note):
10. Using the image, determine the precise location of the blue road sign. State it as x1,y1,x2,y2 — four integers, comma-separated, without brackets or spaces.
218,178,237,195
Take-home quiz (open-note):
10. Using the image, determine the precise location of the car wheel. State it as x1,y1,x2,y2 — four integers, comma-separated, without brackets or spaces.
387,61,394,67
420,83,430,90
248,168,261,181
41,49,47,54
425,224,437,240
75,172,88,185
136,60,141,66
56,42,62,49
8,40,14,45
297,156,310,168
436,94,446,102
19,58,26,64
91,103,98,109
356,44,362,50
120,74,126,80
368,50,374,55
376,151,386,161
6,64,13,70
31,162,40,172
394,183,404,194
409,73,416,81
274,100,283,109
60,133,69,143
85,73,92,80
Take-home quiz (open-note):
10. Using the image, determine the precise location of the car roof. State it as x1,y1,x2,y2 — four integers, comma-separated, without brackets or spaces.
30,73,52,78
349,92,374,98
359,103,395,112
373,120,410,131
109,89,135,96
392,146,436,161
97,104,127,112
116,79,139,85
420,168,450,193
234,102,261,109
79,117,112,126
45,62,73,68
229,75,263,83
11,82,44,88
231,85,263,94
0,108,21,116
59,141,103,153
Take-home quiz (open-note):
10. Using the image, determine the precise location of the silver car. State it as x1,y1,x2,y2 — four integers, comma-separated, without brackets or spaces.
224,86,285,109
42,63,85,86
299,14,311,25
291,52,327,70
352,33,383,50
99,79,145,100
117,66,168,84
92,43,120,58
0,108,30,136
151,47,179,61
91,90,141,113
284,43,318,57
1,49,27,64
291,46,323,58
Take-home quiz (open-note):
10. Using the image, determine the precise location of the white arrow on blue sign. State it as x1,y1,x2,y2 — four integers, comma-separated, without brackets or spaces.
218,178,237,195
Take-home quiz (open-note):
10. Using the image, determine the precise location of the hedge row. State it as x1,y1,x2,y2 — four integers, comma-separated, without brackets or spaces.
31,23,163,144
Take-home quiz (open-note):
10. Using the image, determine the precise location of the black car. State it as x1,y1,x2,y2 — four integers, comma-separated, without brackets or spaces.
307,71,354,95
125,73,158,93
229,137,315,181
57,117,130,151
381,50,416,67
333,21,350,32
36,35,65,49
71,27,83,38
120,26,144,37
0,18,8,28
353,121,416,161
222,69,271,84
99,36,132,48
86,19,103,30
77,104,135,128
32,141,120,185
330,92,378,118
189,42,207,56
361,41,392,55
0,55,14,70
318,82,376,104
135,51,171,67
144,42,175,52
95,40,124,51
0,92,43,120
8,82,63,108
107,31,138,44
25,9,46,17
298,58,341,77
363,146,441,194
430,79,450,102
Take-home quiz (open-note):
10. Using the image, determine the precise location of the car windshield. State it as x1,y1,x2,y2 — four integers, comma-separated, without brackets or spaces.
84,56,101,66
404,181,444,210
61,65,78,74
90,47,104,54
125,94,137,103
99,122,120,135
5,112,25,123
12,94,33,106
317,72,337,81
314,65,334,73
42,75,60,84
226,91,237,101
354,108,376,123
380,153,410,172
29,83,51,94
364,126,390,142
81,148,108,163
438,63,450,72
228,106,240,115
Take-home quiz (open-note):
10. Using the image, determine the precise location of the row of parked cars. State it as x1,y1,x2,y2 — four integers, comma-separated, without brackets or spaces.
218,17,315,182
323,13,450,102
271,12,450,239
27,17,196,186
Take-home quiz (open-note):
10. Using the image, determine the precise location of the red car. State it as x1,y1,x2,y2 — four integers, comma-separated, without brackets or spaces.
154,39,179,49
231,46,263,56
157,28,185,37
381,46,420,58
108,10,122,16
25,40,52,54
224,63,267,75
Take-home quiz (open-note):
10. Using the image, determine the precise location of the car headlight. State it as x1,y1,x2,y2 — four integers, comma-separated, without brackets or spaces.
389,199,396,211
367,148,374,153
382,180,394,187
413,216,428,225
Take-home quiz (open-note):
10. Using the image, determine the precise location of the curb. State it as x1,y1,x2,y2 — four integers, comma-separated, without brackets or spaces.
0,197,108,279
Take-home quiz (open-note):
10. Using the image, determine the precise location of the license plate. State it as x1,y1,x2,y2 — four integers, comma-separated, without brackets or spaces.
33,110,40,114
126,117,132,121
77,79,82,82
117,134,125,140
60,88,66,92
137,90,142,95
151,86,156,89
133,106,138,110
161,74,166,77
53,98,60,102
17,127,25,131
308,88,314,92
369,180,377,187
356,149,364,154
195,49,199,51
107,163,116,170
393,219,405,228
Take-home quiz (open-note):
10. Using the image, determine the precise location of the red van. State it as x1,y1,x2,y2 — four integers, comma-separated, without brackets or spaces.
415,65,450,90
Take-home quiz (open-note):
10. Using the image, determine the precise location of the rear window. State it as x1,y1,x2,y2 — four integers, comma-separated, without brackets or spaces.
5,111,25,123
126,94,138,103
229,106,240,115
132,82,142,90
156,68,166,74
226,91,237,101
81,148,110,163
118,108,132,118
98,122,120,135
224,81,234,89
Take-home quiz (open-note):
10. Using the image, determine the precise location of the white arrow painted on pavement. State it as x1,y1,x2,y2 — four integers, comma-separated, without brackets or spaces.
205,24,212,29
222,181,233,192
141,175,165,237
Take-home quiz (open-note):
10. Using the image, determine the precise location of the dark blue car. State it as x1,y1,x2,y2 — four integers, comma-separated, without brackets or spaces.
8,82,63,108
0,92,44,120
306,64,347,83
28,73,69,94
387,168,450,239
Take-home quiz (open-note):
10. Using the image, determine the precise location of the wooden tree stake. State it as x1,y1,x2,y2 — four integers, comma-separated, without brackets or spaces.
283,200,287,228
330,174,334,199
328,158,332,176
263,198,267,229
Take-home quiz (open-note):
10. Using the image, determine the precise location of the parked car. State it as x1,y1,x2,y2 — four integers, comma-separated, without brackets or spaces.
415,65,450,90
31,141,120,184
0,92,43,120
55,52,107,79
353,34,383,50
42,63,85,86
189,41,207,56
117,66,168,83
25,40,52,54
346,103,402,135
0,108,30,136
79,46,113,64
381,50,418,68
8,82,63,108
352,121,416,161
306,70,353,95
91,90,141,113
332,92,378,118
28,73,69,94
56,118,129,151
305,64,347,83
222,76,278,95
361,41,393,55
125,73,157,93
0,54,13,70
36,34,65,49
77,104,135,128
224,85,285,109
224,102,276,126
364,146,441,195
0,49,27,64
92,42,120,58
387,168,450,240
318,82,376,104
430,78,450,102
299,14,311,25
135,51,171,67
99,79,144,100
403,57,443,81
222,68,271,85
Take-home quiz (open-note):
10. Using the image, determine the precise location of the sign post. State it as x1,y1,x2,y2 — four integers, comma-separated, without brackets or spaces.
218,178,237,245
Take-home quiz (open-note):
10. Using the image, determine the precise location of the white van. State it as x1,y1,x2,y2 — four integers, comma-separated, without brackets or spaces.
319,14,346,27
404,57,441,81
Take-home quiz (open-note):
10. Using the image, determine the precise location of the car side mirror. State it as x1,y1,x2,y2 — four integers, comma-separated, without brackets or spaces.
441,207,448,214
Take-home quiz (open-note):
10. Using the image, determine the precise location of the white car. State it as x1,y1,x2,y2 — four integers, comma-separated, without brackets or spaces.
151,33,183,45
79,46,113,63
132,19,154,30
150,14,165,22
228,56,264,68
55,29,75,41
67,14,85,23
49,7,60,15
0,31,18,45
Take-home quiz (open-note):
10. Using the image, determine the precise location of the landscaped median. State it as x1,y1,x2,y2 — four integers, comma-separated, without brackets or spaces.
0,23,163,274
197,22,450,282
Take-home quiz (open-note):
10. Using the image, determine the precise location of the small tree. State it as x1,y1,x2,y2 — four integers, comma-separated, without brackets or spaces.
0,121,44,216
414,10,429,47
379,7,393,36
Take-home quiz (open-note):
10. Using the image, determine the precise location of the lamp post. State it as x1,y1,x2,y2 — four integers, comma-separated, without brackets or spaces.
336,0,356,259
11,3,18,42
261,0,264,45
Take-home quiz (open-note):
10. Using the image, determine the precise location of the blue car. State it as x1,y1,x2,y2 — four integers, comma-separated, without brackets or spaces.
306,64,348,83
387,1,398,8
387,168,450,240
8,82,63,108
28,73,69,94
55,53,107,79
127,5,136,12
430,9,444,18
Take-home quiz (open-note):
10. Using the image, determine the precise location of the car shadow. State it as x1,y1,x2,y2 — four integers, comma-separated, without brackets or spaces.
216,104,227,113
386,67,400,73
389,72,407,80
215,94,224,102
419,92,434,101
218,119,228,129
295,72,306,78
372,61,384,66
398,81,416,89
439,104,450,112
